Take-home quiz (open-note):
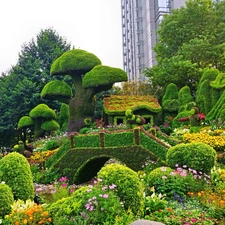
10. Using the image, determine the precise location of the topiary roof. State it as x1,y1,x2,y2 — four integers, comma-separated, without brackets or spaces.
103,95,162,115
82,65,128,88
50,49,102,75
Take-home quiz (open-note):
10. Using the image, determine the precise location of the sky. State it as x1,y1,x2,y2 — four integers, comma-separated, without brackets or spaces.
0,0,123,74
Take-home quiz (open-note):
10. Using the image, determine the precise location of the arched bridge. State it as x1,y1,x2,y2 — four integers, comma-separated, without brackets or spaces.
48,127,174,184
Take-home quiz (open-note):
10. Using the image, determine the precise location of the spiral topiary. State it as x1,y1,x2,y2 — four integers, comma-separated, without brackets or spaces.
0,152,34,201
0,182,14,217
166,142,217,174
97,163,144,216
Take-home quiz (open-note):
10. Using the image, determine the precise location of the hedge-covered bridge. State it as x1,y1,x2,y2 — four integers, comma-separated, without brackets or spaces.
46,127,175,184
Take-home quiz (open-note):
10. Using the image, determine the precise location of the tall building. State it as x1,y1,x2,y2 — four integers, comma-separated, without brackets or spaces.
121,0,186,82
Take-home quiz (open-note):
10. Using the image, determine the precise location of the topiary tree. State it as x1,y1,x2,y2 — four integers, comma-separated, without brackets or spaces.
166,142,217,174
97,163,144,216
29,103,59,139
57,103,69,132
0,152,34,201
196,68,221,115
41,49,128,132
178,86,194,112
125,109,146,128
41,119,60,136
162,83,179,122
0,183,14,217
17,116,34,142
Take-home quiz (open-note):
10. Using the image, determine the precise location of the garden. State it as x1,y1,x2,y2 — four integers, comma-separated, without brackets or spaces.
1,46,225,224
0,119,225,225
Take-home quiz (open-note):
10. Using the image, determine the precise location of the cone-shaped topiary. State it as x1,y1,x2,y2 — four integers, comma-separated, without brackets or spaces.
0,152,34,201
0,182,14,217
97,163,144,216
166,142,217,174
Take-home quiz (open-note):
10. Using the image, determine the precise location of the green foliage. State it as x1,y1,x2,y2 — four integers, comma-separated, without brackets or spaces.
40,80,72,104
196,68,221,115
166,142,217,174
178,86,193,112
74,134,100,147
58,103,69,131
0,28,71,147
50,49,102,75
17,116,34,129
44,139,60,150
29,104,56,119
104,132,134,147
143,0,225,98
0,183,14,217
0,152,34,201
162,83,179,112
82,65,128,88
83,118,92,126
140,132,168,161
97,163,144,216
41,119,60,131
48,184,125,224
45,139,70,169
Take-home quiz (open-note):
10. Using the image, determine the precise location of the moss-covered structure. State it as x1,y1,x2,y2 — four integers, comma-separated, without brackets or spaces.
41,49,128,132
103,95,162,126
46,127,168,185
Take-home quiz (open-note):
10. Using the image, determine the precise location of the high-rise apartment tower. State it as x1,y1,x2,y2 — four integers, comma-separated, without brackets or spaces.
121,0,186,81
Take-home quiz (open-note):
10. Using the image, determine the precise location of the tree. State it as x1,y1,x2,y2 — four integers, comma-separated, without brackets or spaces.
41,49,128,132
143,0,225,97
29,104,59,139
0,28,71,147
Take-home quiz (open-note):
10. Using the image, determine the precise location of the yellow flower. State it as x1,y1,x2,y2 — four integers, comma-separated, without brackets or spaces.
23,219,28,224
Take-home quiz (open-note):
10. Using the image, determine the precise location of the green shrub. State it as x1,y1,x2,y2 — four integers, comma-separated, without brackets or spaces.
44,139,60,150
166,142,217,174
0,183,14,217
0,152,34,201
49,185,124,224
97,163,144,216
79,127,90,134
147,167,173,194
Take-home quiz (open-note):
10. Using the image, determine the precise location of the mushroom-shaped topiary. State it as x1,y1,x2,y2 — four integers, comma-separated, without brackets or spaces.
41,80,72,104
29,104,57,139
82,65,127,88
17,116,34,142
41,119,60,136
41,49,128,132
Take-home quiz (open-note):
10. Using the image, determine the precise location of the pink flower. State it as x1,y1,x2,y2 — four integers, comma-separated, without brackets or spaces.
61,183,67,187
103,194,108,198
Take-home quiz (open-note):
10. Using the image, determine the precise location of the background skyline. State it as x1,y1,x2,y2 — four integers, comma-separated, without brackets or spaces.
0,0,123,74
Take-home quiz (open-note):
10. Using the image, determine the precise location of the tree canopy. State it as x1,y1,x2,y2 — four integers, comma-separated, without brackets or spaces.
143,0,225,98
0,28,71,147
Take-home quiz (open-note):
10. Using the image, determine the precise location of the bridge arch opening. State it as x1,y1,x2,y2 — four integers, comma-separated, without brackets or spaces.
73,155,124,184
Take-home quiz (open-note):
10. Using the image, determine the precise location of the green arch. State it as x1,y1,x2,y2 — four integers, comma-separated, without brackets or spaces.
52,145,165,185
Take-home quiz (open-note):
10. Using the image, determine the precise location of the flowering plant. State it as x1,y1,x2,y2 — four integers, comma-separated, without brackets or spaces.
145,199,215,225
71,179,125,224
3,199,52,225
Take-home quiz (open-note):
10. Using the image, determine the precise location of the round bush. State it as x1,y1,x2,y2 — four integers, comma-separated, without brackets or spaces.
166,142,217,174
147,166,174,188
0,152,34,201
48,185,124,224
0,183,14,217
97,163,144,216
